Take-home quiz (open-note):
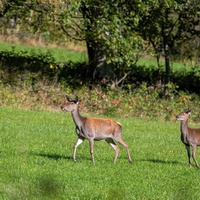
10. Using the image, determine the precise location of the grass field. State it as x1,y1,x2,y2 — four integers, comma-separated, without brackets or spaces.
137,58,192,73
0,42,193,72
0,42,88,63
1,107,200,199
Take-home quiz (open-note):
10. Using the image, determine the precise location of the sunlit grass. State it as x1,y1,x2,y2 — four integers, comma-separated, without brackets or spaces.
1,107,200,199
0,42,88,63
0,42,193,71
137,57,192,72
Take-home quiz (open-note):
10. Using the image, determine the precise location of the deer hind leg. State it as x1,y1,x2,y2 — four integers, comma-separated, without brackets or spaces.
106,138,120,164
192,145,200,169
73,137,84,162
115,137,132,163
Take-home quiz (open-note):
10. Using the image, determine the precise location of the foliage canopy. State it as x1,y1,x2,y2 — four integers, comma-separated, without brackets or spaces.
0,0,200,87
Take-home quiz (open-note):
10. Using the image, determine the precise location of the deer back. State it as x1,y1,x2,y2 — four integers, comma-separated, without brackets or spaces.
82,117,121,140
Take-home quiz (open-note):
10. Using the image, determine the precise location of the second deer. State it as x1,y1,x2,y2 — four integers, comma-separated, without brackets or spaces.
61,95,132,164
176,109,200,168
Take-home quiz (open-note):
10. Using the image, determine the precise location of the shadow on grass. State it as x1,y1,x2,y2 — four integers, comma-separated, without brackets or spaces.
32,152,93,162
34,153,72,160
142,158,181,165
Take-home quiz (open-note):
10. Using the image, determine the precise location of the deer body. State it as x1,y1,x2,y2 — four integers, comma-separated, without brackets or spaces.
176,109,200,168
61,96,132,164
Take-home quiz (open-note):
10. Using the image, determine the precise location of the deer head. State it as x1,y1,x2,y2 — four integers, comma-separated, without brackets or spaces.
176,109,191,121
61,95,79,112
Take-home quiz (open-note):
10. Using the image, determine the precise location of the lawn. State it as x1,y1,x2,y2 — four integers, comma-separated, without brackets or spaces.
1,107,200,199
0,42,193,72
0,42,88,63
137,58,192,73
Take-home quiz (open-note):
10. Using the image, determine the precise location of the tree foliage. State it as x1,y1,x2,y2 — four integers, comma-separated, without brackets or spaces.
0,0,200,87
136,0,200,85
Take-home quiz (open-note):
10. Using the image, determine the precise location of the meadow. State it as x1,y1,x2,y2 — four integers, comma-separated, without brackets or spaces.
1,107,200,200
0,42,191,71
0,42,88,63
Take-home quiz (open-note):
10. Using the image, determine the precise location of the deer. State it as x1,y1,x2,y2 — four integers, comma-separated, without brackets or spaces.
60,95,132,164
176,109,200,168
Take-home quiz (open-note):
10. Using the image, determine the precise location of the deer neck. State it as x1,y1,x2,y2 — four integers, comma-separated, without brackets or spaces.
180,119,189,143
71,106,84,128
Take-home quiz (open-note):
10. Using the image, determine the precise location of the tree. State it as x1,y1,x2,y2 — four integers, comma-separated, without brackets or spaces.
0,0,146,87
137,0,200,86
57,0,146,86
1,0,199,88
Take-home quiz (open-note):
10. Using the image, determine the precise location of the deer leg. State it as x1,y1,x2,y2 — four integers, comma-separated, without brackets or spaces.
106,138,120,164
89,139,95,164
192,145,200,169
185,145,192,168
73,137,84,162
115,138,132,163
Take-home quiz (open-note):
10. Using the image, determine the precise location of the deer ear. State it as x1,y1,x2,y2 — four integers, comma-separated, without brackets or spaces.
185,108,191,114
75,96,79,103
66,95,72,102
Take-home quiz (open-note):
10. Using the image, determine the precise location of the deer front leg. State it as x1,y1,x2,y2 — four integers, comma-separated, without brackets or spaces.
192,145,200,169
73,138,84,162
185,145,192,168
89,139,95,164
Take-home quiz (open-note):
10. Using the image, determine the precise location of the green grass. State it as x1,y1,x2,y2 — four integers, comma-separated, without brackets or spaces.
0,42,194,71
0,42,88,63
137,58,192,73
1,107,200,199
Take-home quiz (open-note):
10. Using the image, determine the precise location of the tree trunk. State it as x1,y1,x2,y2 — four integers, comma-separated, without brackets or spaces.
81,2,107,82
161,19,171,86
156,54,162,87
86,39,106,80
164,43,170,85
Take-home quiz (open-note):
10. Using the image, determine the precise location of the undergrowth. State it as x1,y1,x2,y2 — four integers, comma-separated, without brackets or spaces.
0,76,200,122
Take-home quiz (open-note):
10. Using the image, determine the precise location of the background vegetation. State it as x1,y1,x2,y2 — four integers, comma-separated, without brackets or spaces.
0,0,200,87
0,42,200,121
0,1,199,94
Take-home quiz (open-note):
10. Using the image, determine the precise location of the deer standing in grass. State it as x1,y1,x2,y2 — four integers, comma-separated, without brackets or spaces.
61,95,132,164
176,109,200,168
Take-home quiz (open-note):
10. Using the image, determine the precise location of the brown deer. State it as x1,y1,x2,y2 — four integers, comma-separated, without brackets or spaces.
176,109,200,168
61,95,132,164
